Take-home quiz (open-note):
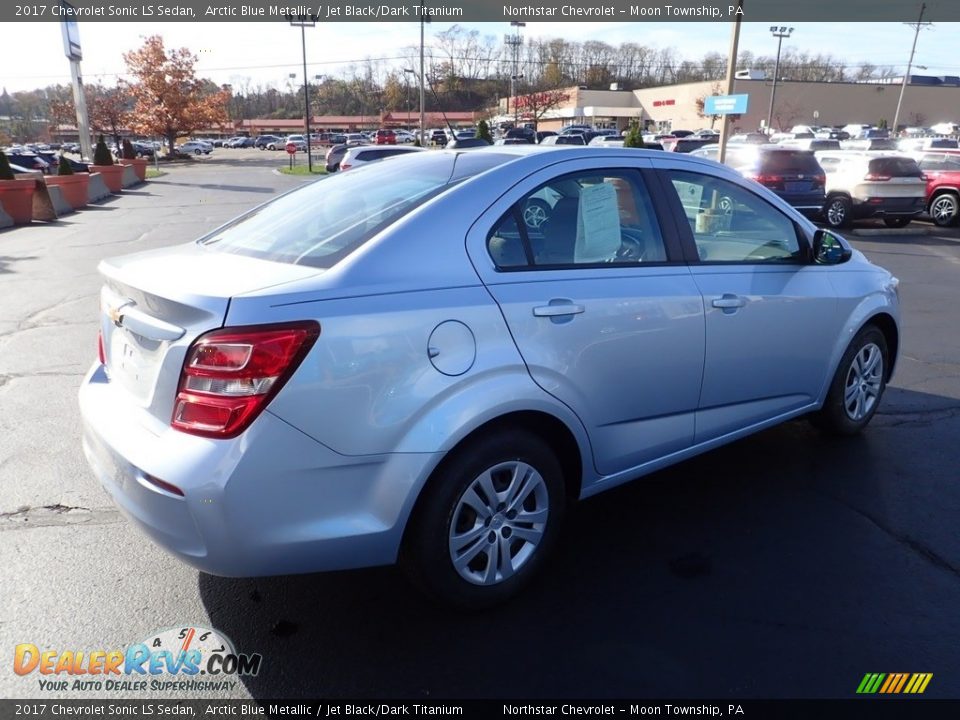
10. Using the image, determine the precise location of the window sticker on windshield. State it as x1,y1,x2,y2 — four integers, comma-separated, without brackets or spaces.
575,182,622,263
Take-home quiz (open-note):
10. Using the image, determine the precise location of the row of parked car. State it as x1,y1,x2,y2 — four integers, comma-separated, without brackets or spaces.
687,143,960,228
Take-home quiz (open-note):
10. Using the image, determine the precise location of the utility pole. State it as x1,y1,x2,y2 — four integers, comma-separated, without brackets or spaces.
892,3,932,136
718,0,743,165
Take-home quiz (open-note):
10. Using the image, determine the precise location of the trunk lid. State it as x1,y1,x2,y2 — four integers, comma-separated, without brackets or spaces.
98,243,322,426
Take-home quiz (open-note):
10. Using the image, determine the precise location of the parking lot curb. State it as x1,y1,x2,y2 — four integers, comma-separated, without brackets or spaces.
851,226,931,237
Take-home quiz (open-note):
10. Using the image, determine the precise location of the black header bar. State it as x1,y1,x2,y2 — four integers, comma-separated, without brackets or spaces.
7,0,960,23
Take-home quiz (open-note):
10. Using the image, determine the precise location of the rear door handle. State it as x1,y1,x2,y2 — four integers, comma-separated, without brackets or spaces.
533,303,585,317
711,295,746,309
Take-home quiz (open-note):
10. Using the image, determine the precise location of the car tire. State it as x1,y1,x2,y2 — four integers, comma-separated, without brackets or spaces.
883,217,911,229
824,195,853,229
929,192,959,227
811,325,888,436
401,428,566,609
194,149,202,155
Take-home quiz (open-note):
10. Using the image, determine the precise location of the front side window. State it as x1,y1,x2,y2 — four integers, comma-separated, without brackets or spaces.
486,170,667,269
666,170,802,263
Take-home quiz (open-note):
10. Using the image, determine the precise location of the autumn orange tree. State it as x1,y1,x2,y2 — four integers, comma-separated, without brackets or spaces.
514,89,571,131
47,97,76,143
85,83,131,150
123,36,229,155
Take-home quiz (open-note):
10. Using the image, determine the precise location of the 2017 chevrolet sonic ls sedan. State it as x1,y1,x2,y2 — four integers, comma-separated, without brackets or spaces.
80,147,900,607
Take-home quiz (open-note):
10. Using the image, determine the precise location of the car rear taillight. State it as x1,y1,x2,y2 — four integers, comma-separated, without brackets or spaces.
750,174,783,188
97,330,105,365
172,321,320,439
811,174,826,186
864,173,891,181
340,162,352,170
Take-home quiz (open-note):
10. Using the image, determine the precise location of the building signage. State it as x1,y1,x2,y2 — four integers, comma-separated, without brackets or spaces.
704,94,749,115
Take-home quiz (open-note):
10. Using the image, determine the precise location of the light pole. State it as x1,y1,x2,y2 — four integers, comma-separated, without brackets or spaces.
511,74,524,125
766,25,793,133
313,74,323,132
419,13,431,145
288,13,316,172
504,21,525,123
403,68,415,129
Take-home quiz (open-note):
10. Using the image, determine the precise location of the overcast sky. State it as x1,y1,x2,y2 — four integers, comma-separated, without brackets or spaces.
2,21,958,94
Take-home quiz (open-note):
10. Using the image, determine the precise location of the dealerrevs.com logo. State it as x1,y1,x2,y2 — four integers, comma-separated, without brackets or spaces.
14,625,262,693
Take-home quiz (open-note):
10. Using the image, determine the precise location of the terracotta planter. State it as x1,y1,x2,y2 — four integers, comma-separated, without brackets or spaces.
45,174,90,209
91,164,124,193
119,157,149,182
0,178,36,224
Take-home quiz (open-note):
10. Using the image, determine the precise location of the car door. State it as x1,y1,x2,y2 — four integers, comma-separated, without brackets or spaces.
652,161,845,442
466,159,705,478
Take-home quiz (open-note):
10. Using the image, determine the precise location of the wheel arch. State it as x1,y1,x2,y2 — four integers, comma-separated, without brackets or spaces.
865,311,899,382
400,409,586,553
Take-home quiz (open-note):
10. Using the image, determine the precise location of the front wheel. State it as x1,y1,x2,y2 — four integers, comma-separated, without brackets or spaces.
402,429,566,609
824,195,853,229
812,326,888,436
883,217,911,229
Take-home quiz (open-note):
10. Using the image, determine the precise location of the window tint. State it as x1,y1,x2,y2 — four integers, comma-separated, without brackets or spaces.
869,157,922,177
203,153,464,268
666,170,802,263
486,171,667,269
920,154,960,171
760,150,822,174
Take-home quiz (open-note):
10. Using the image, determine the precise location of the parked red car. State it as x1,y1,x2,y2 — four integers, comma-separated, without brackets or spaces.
917,152,960,227
374,129,397,145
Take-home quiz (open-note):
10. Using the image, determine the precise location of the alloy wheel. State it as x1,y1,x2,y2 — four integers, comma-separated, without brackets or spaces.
827,199,847,227
843,343,884,421
931,194,958,226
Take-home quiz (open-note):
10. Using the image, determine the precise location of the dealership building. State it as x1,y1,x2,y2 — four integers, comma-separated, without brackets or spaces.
511,76,960,133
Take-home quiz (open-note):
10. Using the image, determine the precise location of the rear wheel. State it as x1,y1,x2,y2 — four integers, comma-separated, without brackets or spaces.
812,325,888,436
883,217,911,229
930,193,959,227
402,429,566,609
825,195,852,229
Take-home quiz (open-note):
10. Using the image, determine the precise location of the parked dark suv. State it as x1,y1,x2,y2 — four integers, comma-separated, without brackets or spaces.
734,147,826,217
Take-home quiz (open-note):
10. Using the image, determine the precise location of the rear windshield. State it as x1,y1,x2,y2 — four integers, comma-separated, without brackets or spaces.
201,152,512,268
760,150,822,173
869,157,923,177
929,138,959,149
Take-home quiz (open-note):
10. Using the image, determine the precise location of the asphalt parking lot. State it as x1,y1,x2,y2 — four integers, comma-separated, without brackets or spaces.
1,150,958,700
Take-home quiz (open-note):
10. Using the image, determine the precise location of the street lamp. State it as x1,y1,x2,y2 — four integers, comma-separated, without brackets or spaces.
403,68,416,128
288,13,316,172
418,13,431,145
766,25,793,133
511,74,524,125
504,21,525,122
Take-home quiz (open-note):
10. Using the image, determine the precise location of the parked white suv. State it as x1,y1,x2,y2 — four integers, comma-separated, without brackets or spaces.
815,152,927,229
339,145,423,171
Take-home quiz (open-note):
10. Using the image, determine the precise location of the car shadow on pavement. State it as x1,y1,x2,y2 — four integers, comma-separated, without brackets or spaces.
199,387,960,700
0,255,38,274
152,180,277,194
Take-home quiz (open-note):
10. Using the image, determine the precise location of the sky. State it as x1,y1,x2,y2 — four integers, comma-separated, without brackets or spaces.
2,21,958,94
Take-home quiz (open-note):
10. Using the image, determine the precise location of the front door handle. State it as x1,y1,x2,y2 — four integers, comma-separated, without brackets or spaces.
711,295,747,309
533,303,585,317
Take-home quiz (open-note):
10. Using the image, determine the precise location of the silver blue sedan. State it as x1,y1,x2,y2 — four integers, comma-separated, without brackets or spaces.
79,147,900,607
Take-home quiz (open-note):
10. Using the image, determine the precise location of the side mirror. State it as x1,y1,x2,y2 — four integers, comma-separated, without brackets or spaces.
812,229,852,265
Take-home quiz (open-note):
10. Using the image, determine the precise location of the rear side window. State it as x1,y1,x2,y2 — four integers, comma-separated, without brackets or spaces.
869,157,922,177
761,151,822,174
487,170,667,269
929,138,959,149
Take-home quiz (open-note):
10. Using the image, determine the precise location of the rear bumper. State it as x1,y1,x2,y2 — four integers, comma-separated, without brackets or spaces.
852,196,926,218
79,362,439,577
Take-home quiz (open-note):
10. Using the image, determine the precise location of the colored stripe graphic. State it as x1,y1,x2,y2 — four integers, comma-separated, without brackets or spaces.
858,672,933,694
